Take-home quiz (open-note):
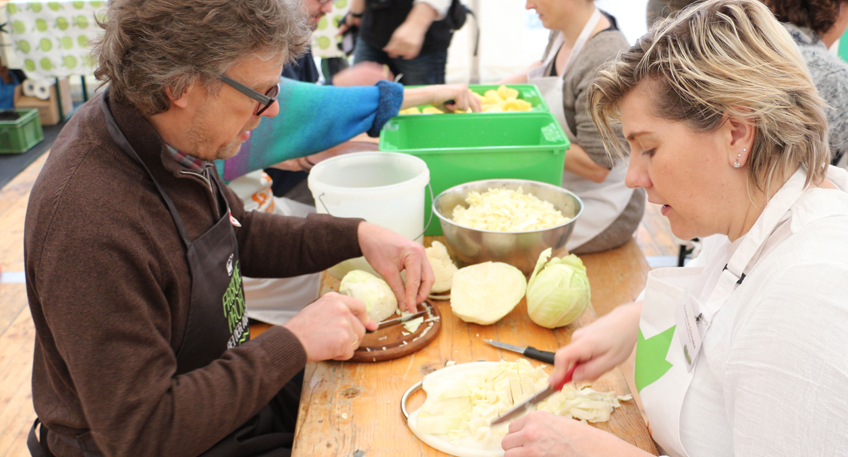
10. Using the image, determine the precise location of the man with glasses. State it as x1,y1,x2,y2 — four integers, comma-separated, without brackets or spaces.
23,1,434,456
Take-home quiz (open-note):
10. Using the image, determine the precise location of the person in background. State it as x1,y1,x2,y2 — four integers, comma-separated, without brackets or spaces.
338,0,454,85
764,0,848,168
224,78,479,325
499,0,645,255
24,0,435,455
265,0,391,202
502,1,848,455
225,0,478,326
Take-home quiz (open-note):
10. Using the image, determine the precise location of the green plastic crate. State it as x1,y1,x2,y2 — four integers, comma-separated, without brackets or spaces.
397,84,549,115
379,111,570,236
0,109,43,154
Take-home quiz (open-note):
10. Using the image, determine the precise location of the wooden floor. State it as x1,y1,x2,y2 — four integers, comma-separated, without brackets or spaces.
0,155,678,456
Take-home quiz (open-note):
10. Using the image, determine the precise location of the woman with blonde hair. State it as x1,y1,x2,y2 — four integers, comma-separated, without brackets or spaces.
502,0,848,455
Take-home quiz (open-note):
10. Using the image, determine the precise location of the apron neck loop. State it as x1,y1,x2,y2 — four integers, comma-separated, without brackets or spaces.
100,89,194,248
702,170,809,319
560,8,602,77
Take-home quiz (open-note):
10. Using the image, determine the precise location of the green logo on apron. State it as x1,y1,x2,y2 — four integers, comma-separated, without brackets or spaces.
635,325,675,392
223,260,249,348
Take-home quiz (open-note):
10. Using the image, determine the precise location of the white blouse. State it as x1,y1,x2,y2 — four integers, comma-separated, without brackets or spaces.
673,167,848,456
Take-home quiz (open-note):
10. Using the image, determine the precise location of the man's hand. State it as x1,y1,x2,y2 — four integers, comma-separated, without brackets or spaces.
358,222,434,312
383,3,438,59
283,292,378,362
337,14,362,36
332,62,393,87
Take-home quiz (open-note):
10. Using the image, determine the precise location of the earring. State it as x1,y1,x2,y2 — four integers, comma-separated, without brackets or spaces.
734,152,742,168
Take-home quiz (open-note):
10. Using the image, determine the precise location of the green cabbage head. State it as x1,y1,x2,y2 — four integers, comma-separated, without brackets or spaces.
339,270,398,322
526,248,590,329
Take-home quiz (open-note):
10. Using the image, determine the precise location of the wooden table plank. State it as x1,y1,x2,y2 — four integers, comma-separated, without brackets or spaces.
292,238,656,456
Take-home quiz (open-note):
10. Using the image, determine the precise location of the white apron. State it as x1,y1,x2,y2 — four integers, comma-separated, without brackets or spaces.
527,10,633,250
636,171,809,456
228,170,320,325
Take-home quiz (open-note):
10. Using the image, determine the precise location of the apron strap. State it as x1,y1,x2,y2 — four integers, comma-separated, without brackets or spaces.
100,91,194,249
27,418,51,457
561,8,601,76
28,418,104,457
701,171,809,321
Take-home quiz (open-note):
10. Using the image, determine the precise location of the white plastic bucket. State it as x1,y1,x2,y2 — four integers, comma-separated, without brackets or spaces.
308,151,430,278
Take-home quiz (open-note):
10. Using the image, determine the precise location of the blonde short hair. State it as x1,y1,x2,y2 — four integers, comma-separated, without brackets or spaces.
589,0,830,193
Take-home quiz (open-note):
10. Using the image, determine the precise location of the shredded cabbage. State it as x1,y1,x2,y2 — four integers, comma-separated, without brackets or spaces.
451,187,569,232
411,359,631,451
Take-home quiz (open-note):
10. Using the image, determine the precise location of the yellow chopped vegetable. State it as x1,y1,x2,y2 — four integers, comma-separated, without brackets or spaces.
402,85,531,116
422,106,445,114
398,107,421,115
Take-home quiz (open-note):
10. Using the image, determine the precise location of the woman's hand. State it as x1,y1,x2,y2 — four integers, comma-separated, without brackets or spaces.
550,301,642,387
502,411,652,457
430,84,483,113
401,85,482,113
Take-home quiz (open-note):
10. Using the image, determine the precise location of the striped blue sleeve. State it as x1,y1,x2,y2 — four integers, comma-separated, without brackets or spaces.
217,78,403,181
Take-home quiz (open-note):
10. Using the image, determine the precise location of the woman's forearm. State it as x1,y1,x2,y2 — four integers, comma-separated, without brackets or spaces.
564,142,611,183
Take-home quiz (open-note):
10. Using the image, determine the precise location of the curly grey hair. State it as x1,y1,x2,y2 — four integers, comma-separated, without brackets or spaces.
93,0,311,116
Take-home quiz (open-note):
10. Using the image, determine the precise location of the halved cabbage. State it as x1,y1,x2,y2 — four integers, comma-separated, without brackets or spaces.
339,270,398,322
526,248,590,329
450,262,526,325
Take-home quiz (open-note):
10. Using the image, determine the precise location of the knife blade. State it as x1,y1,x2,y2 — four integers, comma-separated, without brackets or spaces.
367,309,428,333
489,364,578,426
483,339,556,364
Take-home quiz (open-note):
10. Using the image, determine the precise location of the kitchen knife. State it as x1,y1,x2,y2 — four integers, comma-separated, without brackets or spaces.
366,309,428,333
483,339,556,364
489,364,578,426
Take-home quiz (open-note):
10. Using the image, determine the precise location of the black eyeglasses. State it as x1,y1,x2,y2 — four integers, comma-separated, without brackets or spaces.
219,74,280,116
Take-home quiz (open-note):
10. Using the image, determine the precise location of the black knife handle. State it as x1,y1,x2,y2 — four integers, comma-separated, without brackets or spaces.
524,346,556,364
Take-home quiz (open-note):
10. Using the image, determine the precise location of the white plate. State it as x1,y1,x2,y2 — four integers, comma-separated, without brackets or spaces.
405,362,520,457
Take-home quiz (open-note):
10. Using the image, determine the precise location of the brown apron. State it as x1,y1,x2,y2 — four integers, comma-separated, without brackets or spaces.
29,91,300,457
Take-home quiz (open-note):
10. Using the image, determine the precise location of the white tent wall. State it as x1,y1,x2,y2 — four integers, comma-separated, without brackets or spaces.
444,0,650,84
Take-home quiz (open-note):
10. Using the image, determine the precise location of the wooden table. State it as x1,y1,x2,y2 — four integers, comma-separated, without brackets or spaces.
290,238,656,456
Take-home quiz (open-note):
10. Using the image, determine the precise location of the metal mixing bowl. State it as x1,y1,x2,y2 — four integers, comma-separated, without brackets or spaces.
433,179,583,275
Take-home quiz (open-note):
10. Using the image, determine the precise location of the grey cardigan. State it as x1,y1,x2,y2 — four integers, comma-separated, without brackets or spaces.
542,26,630,169
784,22,848,166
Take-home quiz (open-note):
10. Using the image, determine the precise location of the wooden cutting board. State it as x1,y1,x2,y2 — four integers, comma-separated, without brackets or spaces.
317,274,442,363
350,301,442,363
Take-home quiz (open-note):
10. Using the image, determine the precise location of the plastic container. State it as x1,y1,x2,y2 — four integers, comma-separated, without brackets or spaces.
398,84,549,115
0,109,43,154
380,112,569,236
308,151,430,278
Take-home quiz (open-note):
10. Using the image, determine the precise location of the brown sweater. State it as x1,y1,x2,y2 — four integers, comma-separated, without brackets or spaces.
24,93,363,457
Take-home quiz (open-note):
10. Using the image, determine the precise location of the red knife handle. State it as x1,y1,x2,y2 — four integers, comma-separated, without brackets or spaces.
553,364,578,390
